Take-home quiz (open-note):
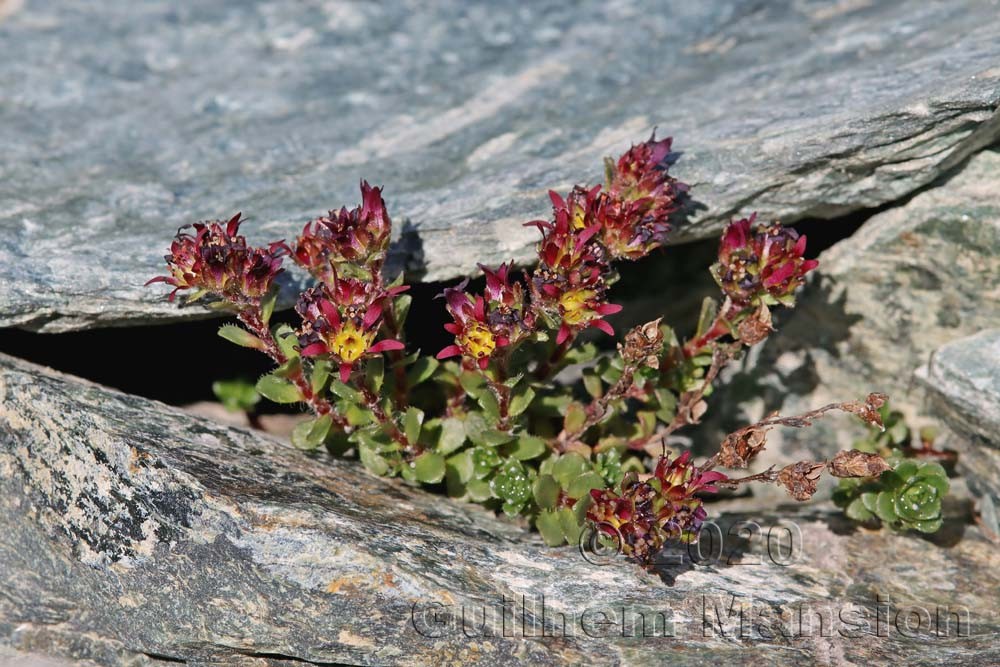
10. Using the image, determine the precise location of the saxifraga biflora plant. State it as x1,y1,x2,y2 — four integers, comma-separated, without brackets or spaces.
149,134,895,569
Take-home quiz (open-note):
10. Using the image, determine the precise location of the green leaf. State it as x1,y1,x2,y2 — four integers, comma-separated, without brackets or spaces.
436,417,467,455
404,407,424,446
505,435,547,461
502,373,525,389
256,374,303,404
536,510,565,547
557,507,584,544
566,471,606,499
260,285,279,326
874,491,898,523
655,388,678,423
212,378,260,412
446,450,474,485
406,356,439,387
366,356,385,395
860,491,879,513
533,394,573,417
533,474,561,510
572,493,593,523
916,461,948,480
911,517,943,534
582,370,603,399
508,386,536,418
695,297,718,338
459,371,487,396
636,411,657,437
893,460,919,483
465,479,493,502
563,402,587,433
920,473,950,496
272,356,302,379
330,380,363,404
845,497,874,522
218,324,264,350
310,359,332,394
273,324,300,360
469,428,515,448
476,387,501,424
413,451,446,484
358,443,389,476
291,414,333,451
563,342,598,365
552,453,589,487
393,294,413,328
343,403,374,427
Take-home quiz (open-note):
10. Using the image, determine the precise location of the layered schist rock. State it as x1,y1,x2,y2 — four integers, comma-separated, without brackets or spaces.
1,354,998,665
1,0,999,331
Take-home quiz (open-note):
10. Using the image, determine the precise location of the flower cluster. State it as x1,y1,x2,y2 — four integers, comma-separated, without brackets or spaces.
295,279,407,382
436,263,533,369
711,214,818,307
293,181,392,283
146,213,287,305
527,191,621,344
603,133,685,259
587,451,726,568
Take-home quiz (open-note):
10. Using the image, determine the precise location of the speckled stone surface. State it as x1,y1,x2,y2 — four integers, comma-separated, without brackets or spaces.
1,354,998,666
1,0,999,331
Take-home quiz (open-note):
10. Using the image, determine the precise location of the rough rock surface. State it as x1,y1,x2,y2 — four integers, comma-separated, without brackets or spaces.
1,354,998,666
919,329,1000,501
689,148,1000,494
2,0,1000,331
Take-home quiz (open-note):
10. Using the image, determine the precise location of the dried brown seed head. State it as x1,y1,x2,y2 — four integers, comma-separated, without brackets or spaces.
827,450,891,478
777,461,825,501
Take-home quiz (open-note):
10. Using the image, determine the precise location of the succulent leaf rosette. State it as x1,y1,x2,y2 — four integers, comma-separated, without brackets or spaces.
837,459,949,534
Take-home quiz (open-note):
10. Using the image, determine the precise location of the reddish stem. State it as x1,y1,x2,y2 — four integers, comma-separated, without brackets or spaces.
237,307,341,424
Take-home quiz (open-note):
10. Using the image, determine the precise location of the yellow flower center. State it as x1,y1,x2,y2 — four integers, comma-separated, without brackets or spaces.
328,322,372,363
461,322,496,359
559,288,596,325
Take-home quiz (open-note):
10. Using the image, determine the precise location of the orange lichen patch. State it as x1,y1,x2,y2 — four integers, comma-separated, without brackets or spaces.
326,576,363,594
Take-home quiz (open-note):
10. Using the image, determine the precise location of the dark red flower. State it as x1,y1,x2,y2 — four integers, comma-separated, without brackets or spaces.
525,191,622,343
295,277,407,382
437,262,537,369
292,181,393,282
604,132,686,258
587,451,726,568
712,214,819,307
146,213,287,305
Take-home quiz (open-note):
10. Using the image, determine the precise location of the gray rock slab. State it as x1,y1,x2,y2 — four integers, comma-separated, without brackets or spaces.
2,353,999,665
2,0,1000,331
919,329,1000,499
